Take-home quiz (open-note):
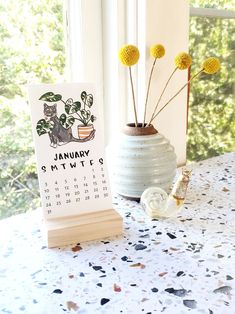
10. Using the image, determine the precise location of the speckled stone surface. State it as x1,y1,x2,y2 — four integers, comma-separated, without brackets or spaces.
0,153,235,314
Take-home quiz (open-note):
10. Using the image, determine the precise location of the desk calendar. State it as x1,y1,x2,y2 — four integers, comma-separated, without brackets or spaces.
28,83,122,247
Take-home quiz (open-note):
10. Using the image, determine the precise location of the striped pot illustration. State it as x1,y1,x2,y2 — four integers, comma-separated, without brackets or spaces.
77,124,94,139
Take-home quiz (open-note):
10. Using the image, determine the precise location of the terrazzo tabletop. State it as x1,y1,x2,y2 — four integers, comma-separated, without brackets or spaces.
0,152,235,314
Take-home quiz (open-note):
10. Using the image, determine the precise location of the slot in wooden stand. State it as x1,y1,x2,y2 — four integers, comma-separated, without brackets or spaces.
44,209,123,248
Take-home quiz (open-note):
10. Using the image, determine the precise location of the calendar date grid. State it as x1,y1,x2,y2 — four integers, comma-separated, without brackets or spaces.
42,166,110,215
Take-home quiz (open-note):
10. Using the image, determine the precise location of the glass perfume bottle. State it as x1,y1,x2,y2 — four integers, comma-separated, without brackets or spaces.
141,170,192,218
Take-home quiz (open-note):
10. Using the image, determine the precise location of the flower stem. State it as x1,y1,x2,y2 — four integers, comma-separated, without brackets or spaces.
148,67,178,125
142,58,157,127
150,69,203,123
129,66,138,127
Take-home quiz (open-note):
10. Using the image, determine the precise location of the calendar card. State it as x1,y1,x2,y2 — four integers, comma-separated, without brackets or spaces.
29,83,112,219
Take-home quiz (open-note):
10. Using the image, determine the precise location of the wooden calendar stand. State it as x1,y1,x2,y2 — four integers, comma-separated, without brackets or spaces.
44,209,123,248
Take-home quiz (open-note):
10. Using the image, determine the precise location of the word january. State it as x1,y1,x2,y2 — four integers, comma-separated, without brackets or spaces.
54,150,90,161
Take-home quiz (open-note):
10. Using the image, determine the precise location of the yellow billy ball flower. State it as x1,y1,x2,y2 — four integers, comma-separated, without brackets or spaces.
175,52,192,70
118,45,140,66
150,44,165,59
202,57,220,74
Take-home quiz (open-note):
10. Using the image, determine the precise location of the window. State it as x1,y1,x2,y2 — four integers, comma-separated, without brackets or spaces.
4,1,232,219
0,0,65,219
1,0,190,218
187,0,235,161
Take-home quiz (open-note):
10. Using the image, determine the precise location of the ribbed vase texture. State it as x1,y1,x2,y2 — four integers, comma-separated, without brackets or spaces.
110,132,177,200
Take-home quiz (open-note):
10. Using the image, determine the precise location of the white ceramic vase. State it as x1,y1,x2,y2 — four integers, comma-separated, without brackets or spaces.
108,123,177,200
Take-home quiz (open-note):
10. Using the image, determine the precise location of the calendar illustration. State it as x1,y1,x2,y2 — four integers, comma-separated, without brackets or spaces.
28,83,112,219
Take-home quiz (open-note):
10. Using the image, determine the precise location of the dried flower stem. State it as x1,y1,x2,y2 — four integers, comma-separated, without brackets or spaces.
148,67,178,125
142,58,157,127
150,69,204,123
129,66,138,126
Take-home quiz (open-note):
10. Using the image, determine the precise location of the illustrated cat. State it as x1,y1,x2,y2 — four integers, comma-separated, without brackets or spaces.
44,103,95,148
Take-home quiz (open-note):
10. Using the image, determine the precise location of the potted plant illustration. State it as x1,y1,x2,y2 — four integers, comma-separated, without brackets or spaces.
75,91,96,139
36,90,96,148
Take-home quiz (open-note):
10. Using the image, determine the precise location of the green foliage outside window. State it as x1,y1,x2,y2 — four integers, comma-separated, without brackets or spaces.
188,0,235,161
0,0,65,219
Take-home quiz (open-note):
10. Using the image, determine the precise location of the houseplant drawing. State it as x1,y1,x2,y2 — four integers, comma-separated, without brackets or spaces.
36,90,96,148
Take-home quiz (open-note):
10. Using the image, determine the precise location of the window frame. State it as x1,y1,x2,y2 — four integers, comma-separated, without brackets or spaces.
190,7,235,19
